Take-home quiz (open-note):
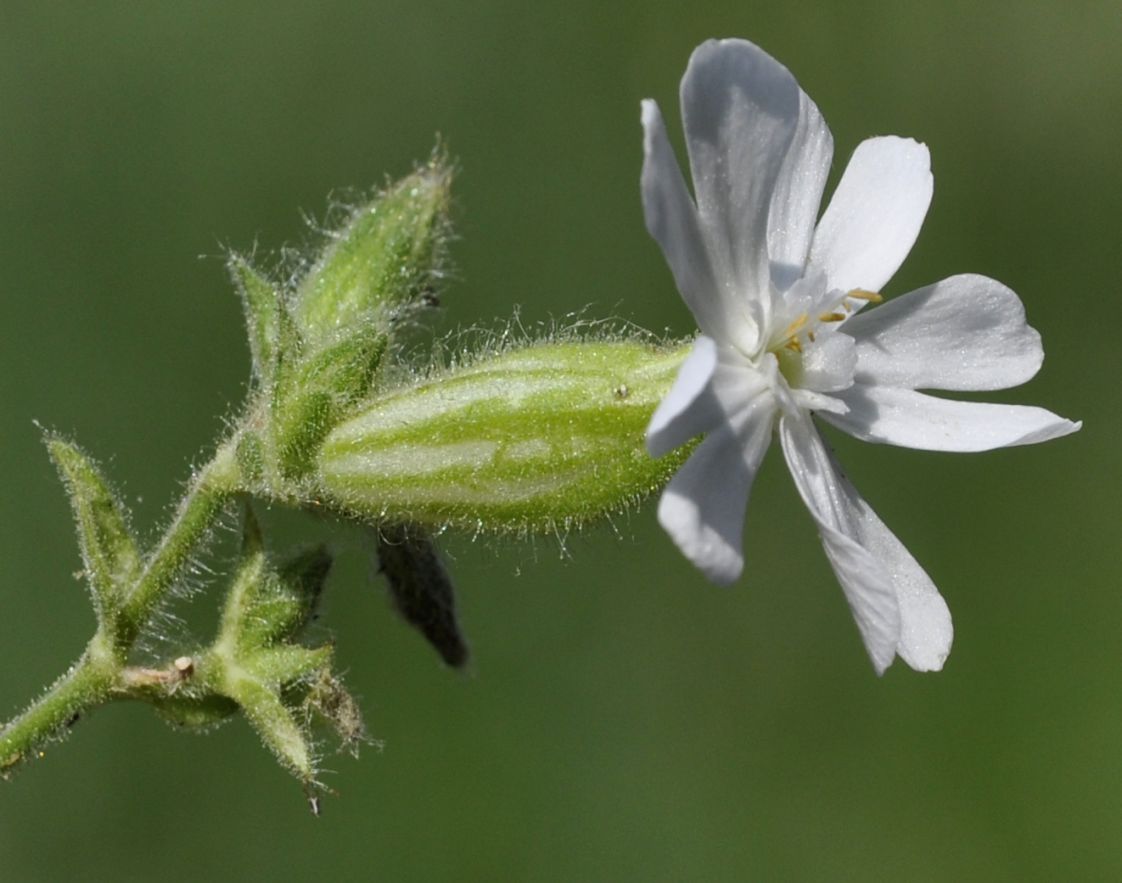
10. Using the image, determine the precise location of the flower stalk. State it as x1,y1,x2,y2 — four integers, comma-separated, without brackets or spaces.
2,155,688,795
1,440,241,778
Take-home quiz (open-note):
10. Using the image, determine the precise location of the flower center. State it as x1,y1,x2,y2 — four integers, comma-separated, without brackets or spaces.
769,288,881,387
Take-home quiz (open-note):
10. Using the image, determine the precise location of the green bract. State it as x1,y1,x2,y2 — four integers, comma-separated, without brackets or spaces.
2,155,691,802
230,156,452,485
151,510,361,786
316,339,690,533
47,437,140,629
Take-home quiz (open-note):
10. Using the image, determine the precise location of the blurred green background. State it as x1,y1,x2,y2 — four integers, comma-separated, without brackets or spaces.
0,1,1116,880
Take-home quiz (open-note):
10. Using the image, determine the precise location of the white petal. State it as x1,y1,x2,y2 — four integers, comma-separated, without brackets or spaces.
814,521,901,675
768,88,833,290
808,136,933,293
779,413,952,673
641,100,737,343
824,384,1082,452
800,329,856,393
844,274,1044,391
658,390,777,586
790,388,849,415
681,39,801,299
647,336,721,458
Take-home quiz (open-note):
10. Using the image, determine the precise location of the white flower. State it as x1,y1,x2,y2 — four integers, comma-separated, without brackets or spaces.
642,38,1080,674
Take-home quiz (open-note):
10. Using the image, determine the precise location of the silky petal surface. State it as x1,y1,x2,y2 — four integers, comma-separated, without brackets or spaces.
779,413,952,672
814,521,901,675
681,39,801,301
845,274,1044,391
641,100,742,344
826,384,1082,452
658,391,776,586
768,88,833,290
808,136,933,294
800,329,857,393
647,336,721,458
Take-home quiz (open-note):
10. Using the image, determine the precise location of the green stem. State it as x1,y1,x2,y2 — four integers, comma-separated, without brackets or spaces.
1,439,243,777
116,439,241,649
0,645,116,777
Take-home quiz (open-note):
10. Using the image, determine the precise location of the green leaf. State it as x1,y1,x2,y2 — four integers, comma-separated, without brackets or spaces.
47,437,140,621
202,509,353,789
377,525,467,668
228,675,314,782
245,645,332,688
275,545,332,636
316,339,692,533
268,331,387,480
218,509,331,652
229,254,290,387
271,388,337,482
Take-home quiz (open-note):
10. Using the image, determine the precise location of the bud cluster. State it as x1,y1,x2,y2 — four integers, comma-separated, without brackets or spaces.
6,152,688,801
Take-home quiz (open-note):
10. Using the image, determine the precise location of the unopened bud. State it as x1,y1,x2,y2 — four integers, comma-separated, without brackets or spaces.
294,157,452,349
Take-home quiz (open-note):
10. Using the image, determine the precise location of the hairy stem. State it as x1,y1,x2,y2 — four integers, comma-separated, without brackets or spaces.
0,642,116,777
116,439,241,649
1,439,243,777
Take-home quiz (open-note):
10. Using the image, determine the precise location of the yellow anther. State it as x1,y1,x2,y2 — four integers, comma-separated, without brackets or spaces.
784,337,803,353
781,313,809,339
846,288,883,303
808,330,816,342
818,311,847,323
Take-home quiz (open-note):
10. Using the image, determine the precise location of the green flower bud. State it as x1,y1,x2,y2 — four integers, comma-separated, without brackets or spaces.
316,339,690,533
230,159,451,489
293,156,452,347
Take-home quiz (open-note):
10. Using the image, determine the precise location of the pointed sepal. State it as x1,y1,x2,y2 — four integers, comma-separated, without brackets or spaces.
46,436,141,623
269,332,386,480
229,254,292,388
183,506,362,792
218,508,331,651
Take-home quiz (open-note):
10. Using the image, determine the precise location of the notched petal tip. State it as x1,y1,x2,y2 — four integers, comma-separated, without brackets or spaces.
846,273,1047,392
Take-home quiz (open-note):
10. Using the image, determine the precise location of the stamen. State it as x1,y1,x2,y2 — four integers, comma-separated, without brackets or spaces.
781,313,809,339
818,312,846,323
846,288,883,303
807,330,816,342
784,338,803,353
